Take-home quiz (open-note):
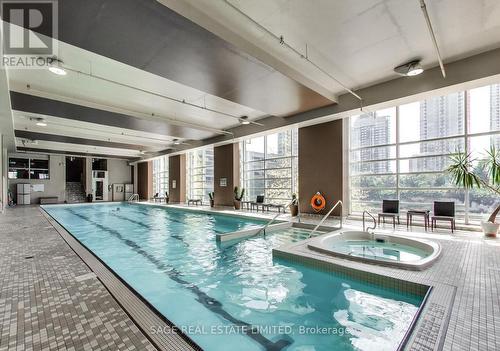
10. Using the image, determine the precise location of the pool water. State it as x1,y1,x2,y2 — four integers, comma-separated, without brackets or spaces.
332,240,429,262
43,203,424,351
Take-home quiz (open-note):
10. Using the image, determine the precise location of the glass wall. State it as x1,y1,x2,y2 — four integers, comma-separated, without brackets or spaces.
349,83,500,223
152,156,169,196
186,148,214,203
240,129,298,205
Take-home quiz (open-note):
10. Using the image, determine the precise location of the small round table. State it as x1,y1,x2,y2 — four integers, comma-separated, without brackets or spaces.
407,210,430,231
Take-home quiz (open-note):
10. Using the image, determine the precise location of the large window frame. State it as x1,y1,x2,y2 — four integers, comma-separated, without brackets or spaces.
186,148,214,204
152,156,169,196
348,85,500,224
240,129,298,205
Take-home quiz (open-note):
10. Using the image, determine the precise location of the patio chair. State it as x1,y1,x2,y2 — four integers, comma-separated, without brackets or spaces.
251,195,268,212
187,198,202,206
151,193,159,202
378,200,400,229
431,201,456,233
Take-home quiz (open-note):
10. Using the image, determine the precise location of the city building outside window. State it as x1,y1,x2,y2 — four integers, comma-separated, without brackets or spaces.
152,156,169,196
186,148,214,203
240,129,298,205
349,84,500,224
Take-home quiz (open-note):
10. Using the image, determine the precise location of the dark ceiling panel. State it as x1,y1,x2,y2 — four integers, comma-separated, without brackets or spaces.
10,92,213,139
54,0,333,116
16,147,134,160
14,130,147,150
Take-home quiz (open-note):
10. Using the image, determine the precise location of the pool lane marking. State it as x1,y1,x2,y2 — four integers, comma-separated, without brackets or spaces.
125,206,226,234
66,209,293,351
110,212,190,246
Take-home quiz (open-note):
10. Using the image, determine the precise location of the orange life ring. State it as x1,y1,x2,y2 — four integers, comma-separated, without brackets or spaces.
310,192,326,212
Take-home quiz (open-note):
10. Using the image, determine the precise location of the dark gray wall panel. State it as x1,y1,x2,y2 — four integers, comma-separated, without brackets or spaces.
14,130,145,150
10,92,212,139
54,0,332,116
17,147,134,160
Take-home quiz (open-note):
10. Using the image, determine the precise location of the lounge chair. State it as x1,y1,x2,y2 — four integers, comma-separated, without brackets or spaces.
431,201,456,233
378,200,400,228
188,199,202,206
251,195,268,212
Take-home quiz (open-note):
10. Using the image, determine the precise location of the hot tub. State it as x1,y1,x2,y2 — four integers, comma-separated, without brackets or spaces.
308,231,441,270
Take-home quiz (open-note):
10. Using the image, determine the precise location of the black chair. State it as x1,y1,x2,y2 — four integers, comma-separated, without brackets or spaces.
251,195,267,212
151,193,159,202
378,200,400,228
431,201,456,233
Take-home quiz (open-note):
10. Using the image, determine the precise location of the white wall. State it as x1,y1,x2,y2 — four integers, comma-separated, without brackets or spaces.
7,153,132,204
107,158,132,200
8,153,66,204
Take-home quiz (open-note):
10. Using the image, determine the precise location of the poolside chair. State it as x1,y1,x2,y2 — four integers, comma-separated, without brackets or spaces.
251,195,268,212
151,193,159,202
187,198,202,206
378,200,400,229
431,201,456,233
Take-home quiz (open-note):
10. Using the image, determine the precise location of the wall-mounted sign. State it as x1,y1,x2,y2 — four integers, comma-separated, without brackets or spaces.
172,180,177,189
219,177,227,187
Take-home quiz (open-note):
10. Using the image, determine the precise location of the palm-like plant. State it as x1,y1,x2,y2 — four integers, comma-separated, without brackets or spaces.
447,146,500,223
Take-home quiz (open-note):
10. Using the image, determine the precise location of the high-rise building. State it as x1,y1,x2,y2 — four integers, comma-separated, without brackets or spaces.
410,92,465,171
351,112,392,174
491,84,500,149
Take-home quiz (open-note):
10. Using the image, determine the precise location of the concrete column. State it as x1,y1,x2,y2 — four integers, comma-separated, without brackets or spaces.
137,161,153,200
169,154,186,203
214,143,239,206
298,119,343,216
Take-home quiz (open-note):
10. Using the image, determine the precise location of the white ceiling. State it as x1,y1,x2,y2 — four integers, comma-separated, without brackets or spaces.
164,0,500,95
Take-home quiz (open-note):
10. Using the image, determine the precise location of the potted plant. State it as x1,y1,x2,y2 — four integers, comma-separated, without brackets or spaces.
447,146,500,237
289,193,299,217
233,186,245,210
208,191,215,208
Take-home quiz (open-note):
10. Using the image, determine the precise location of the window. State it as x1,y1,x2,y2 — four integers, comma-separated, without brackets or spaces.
152,156,169,196
348,84,500,224
240,129,298,205
8,157,49,180
186,148,214,203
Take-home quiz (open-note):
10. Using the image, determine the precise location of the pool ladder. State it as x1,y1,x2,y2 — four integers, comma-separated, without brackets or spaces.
363,210,376,234
127,194,139,202
256,199,296,237
308,200,343,238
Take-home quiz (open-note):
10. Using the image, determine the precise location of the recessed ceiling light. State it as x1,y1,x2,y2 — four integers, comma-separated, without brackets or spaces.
30,117,47,126
394,60,424,77
239,116,251,125
48,66,67,76
47,57,67,76
173,139,181,145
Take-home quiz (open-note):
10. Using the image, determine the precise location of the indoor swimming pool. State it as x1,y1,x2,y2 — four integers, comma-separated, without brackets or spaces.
43,203,425,351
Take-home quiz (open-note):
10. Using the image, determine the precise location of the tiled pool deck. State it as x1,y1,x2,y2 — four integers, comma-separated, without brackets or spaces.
1,204,499,350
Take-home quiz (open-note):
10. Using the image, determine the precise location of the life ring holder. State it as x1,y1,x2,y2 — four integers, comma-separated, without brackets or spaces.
310,192,326,212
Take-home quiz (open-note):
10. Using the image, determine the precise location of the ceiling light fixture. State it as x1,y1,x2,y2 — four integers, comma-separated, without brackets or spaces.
30,117,47,127
172,139,181,145
394,60,424,77
47,57,67,76
239,116,251,125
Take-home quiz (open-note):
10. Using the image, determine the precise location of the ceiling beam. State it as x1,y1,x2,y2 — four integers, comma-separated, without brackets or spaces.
10,92,216,140
14,130,146,151
16,147,135,160
138,47,500,159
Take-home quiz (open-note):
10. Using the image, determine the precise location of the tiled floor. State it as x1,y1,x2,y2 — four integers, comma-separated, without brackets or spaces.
0,206,157,351
1,203,499,351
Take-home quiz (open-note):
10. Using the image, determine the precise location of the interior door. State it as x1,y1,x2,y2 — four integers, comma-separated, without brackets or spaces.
95,180,104,200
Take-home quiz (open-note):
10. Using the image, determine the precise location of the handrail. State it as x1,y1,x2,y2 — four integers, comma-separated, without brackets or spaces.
309,200,343,238
256,199,295,237
128,194,139,202
363,210,376,232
